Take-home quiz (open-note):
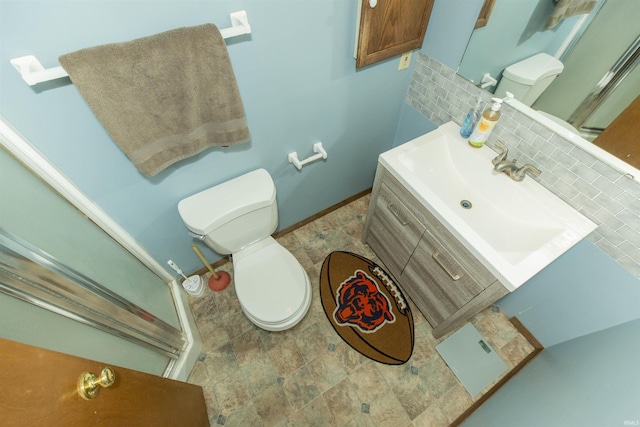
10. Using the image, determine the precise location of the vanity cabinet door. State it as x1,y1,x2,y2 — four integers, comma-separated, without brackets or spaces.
366,182,425,278
400,230,484,326
414,193,497,290
356,0,435,68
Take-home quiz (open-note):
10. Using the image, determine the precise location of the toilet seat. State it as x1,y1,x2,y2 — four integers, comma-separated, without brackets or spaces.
233,237,310,329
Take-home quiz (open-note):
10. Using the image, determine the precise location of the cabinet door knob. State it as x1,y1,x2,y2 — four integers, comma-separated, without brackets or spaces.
369,0,377,8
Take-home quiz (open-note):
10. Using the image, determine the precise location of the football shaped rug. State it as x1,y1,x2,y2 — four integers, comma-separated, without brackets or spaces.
320,251,414,365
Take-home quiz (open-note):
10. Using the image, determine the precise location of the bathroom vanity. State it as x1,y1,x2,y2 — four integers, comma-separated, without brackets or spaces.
363,122,597,338
363,166,508,338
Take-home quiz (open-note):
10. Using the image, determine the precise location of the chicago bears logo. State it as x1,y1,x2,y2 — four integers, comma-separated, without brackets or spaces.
333,269,395,333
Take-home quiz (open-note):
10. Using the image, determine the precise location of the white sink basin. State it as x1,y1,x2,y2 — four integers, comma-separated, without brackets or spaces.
379,121,597,291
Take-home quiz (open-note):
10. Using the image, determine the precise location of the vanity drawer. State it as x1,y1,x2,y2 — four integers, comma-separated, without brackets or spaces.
401,230,484,327
366,181,425,278
378,169,430,227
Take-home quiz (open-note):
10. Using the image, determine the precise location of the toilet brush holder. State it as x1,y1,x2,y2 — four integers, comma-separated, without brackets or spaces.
182,275,205,297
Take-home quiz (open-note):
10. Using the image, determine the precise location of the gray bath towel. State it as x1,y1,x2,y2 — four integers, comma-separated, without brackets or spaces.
545,0,597,29
59,24,250,177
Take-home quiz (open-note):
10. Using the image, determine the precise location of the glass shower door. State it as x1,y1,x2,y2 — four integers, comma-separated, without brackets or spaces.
0,143,184,376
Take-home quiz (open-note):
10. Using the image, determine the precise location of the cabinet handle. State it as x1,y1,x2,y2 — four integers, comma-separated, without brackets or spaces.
387,203,409,226
432,251,461,281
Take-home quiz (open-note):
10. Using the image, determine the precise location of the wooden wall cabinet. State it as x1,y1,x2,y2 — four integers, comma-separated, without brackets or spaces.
356,0,435,68
362,165,509,338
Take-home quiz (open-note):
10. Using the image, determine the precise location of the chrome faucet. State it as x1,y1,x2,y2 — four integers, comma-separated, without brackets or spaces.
494,159,519,174
492,141,518,174
491,141,541,181
491,141,509,166
512,164,542,181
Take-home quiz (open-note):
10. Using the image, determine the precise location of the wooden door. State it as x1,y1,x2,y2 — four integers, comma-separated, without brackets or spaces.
356,0,434,68
592,95,640,170
0,338,208,427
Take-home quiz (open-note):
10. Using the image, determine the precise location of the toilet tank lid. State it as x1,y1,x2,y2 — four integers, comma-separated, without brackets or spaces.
178,169,276,235
503,53,564,85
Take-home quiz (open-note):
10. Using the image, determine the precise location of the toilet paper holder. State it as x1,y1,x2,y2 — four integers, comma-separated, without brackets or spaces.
288,142,327,170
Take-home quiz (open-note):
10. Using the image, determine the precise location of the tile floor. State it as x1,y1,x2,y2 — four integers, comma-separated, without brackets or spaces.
187,194,535,426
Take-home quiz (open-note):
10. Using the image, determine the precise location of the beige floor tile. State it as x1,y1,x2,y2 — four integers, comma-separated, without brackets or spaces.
438,384,474,425
412,402,450,427
232,328,265,366
253,385,291,427
281,365,321,411
266,335,306,376
368,390,412,427
323,377,363,425
500,333,535,369
212,370,252,414
392,373,436,421
307,347,349,393
222,401,262,427
187,195,536,426
286,395,335,427
241,353,279,397
343,413,377,427
348,361,389,403
418,355,459,400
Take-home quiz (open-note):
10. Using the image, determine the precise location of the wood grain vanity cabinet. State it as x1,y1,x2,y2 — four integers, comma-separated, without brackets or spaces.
356,0,435,68
363,165,508,338
364,174,425,279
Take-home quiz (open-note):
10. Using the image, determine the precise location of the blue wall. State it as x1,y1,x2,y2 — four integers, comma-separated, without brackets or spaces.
499,239,640,347
421,0,483,71
463,319,640,426
457,0,584,85
1,0,413,274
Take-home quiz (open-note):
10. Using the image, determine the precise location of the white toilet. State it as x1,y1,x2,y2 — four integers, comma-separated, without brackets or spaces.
494,53,564,106
177,169,311,331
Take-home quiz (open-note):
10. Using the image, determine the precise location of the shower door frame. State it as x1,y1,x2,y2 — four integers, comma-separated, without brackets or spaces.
0,117,201,381
568,34,640,138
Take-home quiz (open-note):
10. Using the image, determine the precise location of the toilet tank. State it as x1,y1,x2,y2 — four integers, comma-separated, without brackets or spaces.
494,53,564,106
178,169,278,254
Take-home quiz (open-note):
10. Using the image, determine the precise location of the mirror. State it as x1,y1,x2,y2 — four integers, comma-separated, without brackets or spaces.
457,0,640,177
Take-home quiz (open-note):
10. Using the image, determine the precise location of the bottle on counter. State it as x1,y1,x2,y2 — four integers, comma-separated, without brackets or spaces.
468,97,503,147
460,97,484,138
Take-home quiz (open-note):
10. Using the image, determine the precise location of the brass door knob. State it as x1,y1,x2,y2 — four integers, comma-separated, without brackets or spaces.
78,367,115,400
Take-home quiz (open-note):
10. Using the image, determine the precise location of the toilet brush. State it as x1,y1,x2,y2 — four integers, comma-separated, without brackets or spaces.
167,260,204,296
191,244,231,291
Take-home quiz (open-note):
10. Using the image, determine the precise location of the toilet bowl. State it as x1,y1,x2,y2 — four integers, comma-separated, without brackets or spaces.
234,237,311,331
177,169,312,331
536,110,580,135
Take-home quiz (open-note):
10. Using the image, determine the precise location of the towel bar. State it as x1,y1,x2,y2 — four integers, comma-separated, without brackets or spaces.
10,10,251,86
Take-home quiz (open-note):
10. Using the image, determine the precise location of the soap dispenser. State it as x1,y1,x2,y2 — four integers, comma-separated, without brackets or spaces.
468,97,503,147
460,97,483,138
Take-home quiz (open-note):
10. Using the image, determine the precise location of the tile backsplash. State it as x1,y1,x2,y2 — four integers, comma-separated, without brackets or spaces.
406,53,640,279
